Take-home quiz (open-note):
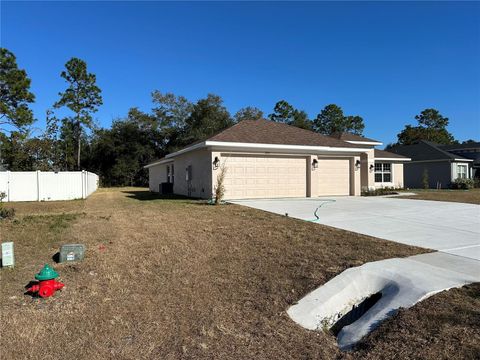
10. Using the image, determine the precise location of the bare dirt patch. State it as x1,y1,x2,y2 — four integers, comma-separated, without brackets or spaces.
0,188,470,359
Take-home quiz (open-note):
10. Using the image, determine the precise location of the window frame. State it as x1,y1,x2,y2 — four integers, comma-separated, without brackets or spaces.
457,164,468,179
374,162,393,184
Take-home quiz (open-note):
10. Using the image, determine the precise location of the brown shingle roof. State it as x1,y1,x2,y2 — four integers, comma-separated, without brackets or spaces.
330,132,381,143
208,119,358,148
374,149,409,159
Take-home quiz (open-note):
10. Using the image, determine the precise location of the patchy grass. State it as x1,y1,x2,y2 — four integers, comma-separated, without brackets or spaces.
400,189,480,205
0,187,472,359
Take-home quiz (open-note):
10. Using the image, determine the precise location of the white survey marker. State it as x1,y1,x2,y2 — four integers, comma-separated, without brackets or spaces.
1,242,14,267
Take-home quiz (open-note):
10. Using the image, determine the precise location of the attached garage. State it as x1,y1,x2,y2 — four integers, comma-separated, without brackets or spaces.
222,154,307,199
146,119,404,199
317,158,351,196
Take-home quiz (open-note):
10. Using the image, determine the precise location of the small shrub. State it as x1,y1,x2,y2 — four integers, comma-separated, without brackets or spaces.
361,186,399,196
474,177,480,189
450,178,474,190
214,165,227,205
0,207,15,220
0,191,15,220
422,169,429,189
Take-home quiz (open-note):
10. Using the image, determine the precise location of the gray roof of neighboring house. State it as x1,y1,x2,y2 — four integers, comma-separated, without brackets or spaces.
388,141,472,162
374,149,409,159
439,142,480,151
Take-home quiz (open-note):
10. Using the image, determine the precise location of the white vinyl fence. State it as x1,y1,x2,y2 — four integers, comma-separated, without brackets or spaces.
0,171,99,202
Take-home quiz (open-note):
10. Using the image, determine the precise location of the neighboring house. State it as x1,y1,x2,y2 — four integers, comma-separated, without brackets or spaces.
145,119,410,199
439,142,480,179
388,140,474,189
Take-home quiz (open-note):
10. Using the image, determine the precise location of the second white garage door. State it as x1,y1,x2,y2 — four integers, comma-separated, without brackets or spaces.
222,154,307,199
317,158,351,196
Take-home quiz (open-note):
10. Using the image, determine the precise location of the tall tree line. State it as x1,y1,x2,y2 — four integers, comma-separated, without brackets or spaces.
1,48,465,186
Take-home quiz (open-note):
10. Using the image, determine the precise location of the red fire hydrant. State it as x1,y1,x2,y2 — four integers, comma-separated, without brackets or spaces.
27,264,64,298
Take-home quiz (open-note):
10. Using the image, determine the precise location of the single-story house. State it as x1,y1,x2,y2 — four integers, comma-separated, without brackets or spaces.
439,142,480,179
145,119,410,199
388,140,474,189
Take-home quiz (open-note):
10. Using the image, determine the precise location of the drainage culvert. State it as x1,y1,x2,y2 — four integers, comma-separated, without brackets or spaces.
329,291,382,337
287,256,463,350
287,254,479,350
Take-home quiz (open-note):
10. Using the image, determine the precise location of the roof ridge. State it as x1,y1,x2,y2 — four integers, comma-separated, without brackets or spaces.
329,131,381,143
207,118,357,148
420,140,457,160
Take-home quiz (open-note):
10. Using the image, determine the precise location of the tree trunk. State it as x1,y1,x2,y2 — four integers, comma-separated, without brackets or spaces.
76,117,81,170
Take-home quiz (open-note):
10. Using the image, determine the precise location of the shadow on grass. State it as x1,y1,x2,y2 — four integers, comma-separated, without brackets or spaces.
122,190,197,202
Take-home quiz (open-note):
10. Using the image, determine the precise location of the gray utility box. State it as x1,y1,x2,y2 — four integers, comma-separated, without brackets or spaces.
59,244,86,263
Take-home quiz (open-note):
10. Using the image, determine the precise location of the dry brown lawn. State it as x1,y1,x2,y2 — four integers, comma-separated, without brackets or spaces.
352,283,480,359
400,188,480,205
0,188,477,359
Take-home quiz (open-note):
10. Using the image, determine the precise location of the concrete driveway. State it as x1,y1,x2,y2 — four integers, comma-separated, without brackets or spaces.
230,196,480,261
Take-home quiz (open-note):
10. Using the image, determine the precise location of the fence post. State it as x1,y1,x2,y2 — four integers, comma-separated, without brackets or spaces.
82,170,86,199
37,170,41,201
6,170,10,202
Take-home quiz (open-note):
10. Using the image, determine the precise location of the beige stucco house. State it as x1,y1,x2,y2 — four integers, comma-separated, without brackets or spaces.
145,120,410,199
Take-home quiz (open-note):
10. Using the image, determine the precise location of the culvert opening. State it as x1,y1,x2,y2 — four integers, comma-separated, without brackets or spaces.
330,292,383,337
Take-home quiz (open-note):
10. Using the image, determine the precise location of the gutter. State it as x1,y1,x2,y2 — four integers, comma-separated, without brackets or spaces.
144,141,372,168
404,158,474,164
144,158,174,169
190,140,371,154
346,140,383,146
375,157,411,162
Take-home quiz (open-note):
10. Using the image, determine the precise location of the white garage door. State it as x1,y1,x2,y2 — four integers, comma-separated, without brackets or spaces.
222,154,307,199
317,158,351,196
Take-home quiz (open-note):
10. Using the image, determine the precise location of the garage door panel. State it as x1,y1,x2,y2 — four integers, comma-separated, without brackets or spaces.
318,158,350,196
223,154,307,199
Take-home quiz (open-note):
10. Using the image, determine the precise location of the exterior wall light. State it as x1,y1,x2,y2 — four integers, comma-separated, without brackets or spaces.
369,164,374,172
312,159,318,169
213,156,220,170
355,160,361,170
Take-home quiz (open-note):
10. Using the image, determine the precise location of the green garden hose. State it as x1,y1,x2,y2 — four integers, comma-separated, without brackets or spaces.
307,199,336,222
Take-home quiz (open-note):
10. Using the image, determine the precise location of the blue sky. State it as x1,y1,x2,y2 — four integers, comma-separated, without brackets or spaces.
2,1,479,145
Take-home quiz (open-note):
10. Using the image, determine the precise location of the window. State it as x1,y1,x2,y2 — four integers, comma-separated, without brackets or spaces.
375,163,392,183
171,164,175,184
457,164,467,179
166,165,171,183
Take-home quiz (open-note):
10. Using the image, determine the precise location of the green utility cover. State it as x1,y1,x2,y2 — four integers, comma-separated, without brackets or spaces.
59,244,85,263
35,264,59,280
